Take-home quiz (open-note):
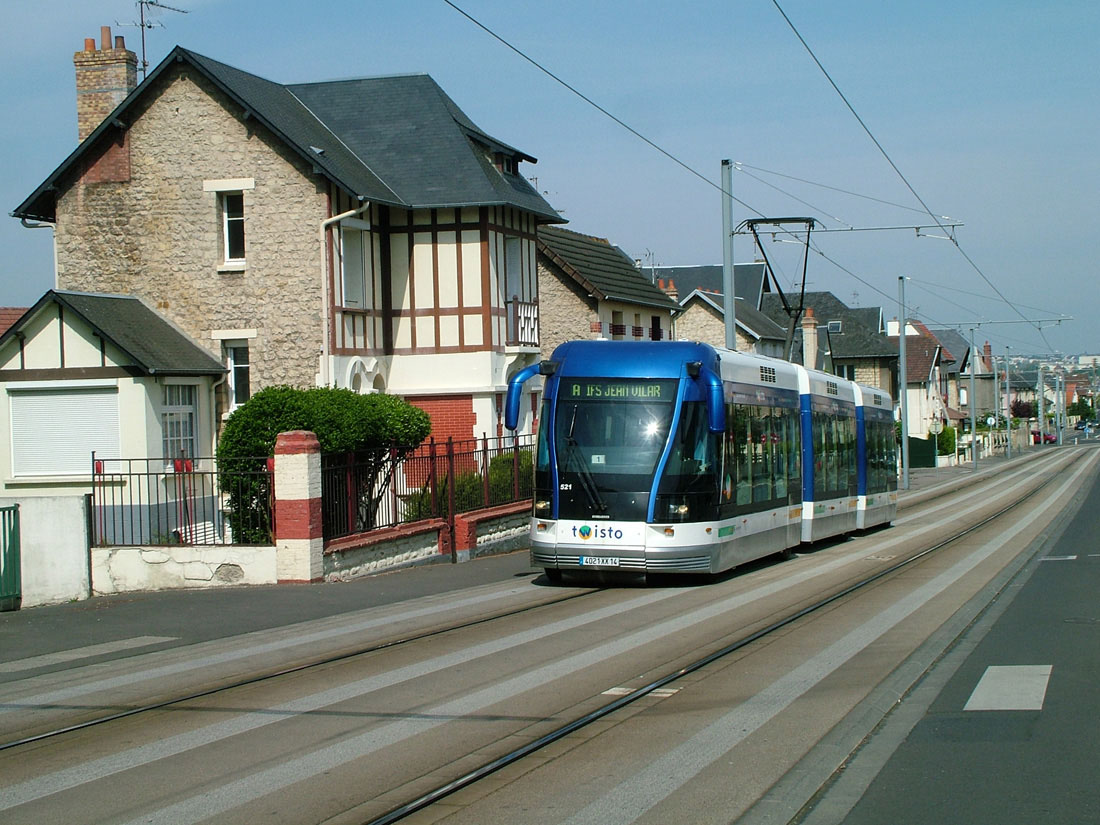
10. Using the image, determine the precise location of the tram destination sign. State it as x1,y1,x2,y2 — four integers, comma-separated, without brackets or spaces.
564,378,675,400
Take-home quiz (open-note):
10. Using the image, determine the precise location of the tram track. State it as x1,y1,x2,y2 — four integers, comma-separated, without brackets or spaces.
0,587,603,752
0,449,1074,756
0,448,1087,825
361,447,1088,825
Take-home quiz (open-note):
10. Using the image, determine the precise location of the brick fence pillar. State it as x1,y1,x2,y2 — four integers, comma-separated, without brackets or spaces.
273,430,323,583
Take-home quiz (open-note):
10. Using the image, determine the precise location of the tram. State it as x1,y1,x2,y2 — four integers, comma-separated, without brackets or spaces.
504,340,897,580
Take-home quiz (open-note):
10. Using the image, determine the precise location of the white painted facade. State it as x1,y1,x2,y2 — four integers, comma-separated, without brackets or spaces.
0,300,220,497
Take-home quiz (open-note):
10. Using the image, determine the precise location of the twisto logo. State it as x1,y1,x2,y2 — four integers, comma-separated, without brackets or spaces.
572,524,624,541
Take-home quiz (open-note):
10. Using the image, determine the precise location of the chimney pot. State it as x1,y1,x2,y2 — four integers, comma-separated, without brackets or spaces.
75,27,138,142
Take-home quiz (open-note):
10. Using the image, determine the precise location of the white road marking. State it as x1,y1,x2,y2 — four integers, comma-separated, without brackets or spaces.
964,665,1052,711
1041,555,1077,561
0,637,178,673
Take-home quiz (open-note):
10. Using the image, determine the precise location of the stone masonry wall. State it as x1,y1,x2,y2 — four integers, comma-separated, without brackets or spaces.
673,302,754,351
536,257,597,358
55,66,329,391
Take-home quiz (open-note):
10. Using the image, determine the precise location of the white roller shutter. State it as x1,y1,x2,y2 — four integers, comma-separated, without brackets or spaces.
10,388,121,475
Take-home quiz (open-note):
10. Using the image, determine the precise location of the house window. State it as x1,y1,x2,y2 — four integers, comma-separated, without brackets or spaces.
828,320,843,334
226,343,250,408
221,192,245,262
9,386,120,476
836,364,855,381
162,384,197,459
341,222,372,308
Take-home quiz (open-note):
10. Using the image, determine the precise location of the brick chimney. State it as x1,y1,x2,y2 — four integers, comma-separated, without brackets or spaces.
74,26,137,142
801,307,818,370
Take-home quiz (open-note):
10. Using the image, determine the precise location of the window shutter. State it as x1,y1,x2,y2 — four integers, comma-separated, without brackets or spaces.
10,388,121,475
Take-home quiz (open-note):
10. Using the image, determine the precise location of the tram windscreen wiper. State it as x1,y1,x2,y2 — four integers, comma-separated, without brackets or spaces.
564,405,607,515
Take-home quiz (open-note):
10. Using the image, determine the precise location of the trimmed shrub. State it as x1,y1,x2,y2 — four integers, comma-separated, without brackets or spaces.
218,387,430,542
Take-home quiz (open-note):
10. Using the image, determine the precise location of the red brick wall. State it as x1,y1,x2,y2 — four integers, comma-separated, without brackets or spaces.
79,132,131,184
408,395,478,443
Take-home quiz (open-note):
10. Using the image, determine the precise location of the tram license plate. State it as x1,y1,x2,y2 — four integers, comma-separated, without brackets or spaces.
580,556,620,567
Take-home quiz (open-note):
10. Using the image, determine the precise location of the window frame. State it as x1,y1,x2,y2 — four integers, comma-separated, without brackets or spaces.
162,384,198,462
221,191,246,264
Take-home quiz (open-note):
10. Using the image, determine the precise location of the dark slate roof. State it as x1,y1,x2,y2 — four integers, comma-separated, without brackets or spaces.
649,264,768,305
14,48,560,223
679,290,786,342
538,226,679,312
928,327,969,372
0,291,226,376
759,291,897,360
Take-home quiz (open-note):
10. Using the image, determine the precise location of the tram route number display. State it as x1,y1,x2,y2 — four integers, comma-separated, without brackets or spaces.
565,379,671,400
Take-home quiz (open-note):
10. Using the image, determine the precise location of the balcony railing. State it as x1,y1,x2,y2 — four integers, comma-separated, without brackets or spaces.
506,297,539,347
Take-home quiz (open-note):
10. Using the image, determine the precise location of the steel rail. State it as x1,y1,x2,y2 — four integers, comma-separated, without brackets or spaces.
0,588,598,753
0,449,1075,756
362,452,1078,825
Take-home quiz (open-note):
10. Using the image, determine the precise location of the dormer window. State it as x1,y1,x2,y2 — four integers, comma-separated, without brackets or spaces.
494,152,516,175
827,320,842,334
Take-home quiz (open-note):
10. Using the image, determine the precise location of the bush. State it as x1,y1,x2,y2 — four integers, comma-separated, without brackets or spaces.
218,387,431,542
402,448,534,522
935,426,956,456
218,386,430,460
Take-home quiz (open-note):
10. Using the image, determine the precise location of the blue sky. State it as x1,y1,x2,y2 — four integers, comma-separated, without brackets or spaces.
3,1,1098,356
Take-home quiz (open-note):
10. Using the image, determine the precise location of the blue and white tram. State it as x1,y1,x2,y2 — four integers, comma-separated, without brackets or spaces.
854,383,899,529
504,340,895,579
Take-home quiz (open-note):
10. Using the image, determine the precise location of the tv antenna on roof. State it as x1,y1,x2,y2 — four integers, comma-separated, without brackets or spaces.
119,0,189,78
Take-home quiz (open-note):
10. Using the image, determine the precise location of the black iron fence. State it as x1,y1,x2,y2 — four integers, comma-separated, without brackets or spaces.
91,434,536,547
322,434,536,541
91,455,274,546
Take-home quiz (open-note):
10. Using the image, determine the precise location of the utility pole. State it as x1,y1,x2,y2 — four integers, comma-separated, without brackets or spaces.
969,327,978,469
1038,364,1045,445
898,276,909,490
721,160,736,351
1004,347,1011,458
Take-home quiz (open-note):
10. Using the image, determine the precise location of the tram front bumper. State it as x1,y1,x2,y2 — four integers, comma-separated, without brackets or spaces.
530,518,716,574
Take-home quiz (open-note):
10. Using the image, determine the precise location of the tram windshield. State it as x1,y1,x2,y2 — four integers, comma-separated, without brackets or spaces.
544,378,677,521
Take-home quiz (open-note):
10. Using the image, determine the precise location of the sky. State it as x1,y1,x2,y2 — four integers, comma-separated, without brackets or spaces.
2,0,1098,357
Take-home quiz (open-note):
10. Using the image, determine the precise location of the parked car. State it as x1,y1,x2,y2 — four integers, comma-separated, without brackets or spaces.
1032,430,1056,443
1075,420,1087,430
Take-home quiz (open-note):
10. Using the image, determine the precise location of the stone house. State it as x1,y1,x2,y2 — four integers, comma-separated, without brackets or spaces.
12,30,562,449
760,291,897,395
674,288,786,356
536,226,678,358
887,318,948,440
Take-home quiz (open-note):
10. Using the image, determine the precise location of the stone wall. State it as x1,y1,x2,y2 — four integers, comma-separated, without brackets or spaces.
536,257,597,358
54,65,329,392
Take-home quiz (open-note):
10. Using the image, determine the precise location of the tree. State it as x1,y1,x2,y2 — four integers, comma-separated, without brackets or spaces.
1067,399,1093,419
1010,400,1035,420
217,387,431,541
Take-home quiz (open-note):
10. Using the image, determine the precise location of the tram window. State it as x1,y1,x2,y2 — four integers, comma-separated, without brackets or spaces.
774,412,788,499
734,405,752,505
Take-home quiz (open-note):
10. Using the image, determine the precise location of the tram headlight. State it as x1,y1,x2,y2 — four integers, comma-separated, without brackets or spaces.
666,501,691,519
534,499,551,514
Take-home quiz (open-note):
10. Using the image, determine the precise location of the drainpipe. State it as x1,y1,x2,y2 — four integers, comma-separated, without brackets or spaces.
319,200,370,388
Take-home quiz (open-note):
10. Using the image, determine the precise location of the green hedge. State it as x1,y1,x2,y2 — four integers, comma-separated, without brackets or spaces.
217,386,431,542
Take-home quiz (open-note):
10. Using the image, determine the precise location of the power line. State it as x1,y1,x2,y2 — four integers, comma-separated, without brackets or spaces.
769,0,1040,334
734,162,955,219
444,0,1054,352
442,0,758,217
